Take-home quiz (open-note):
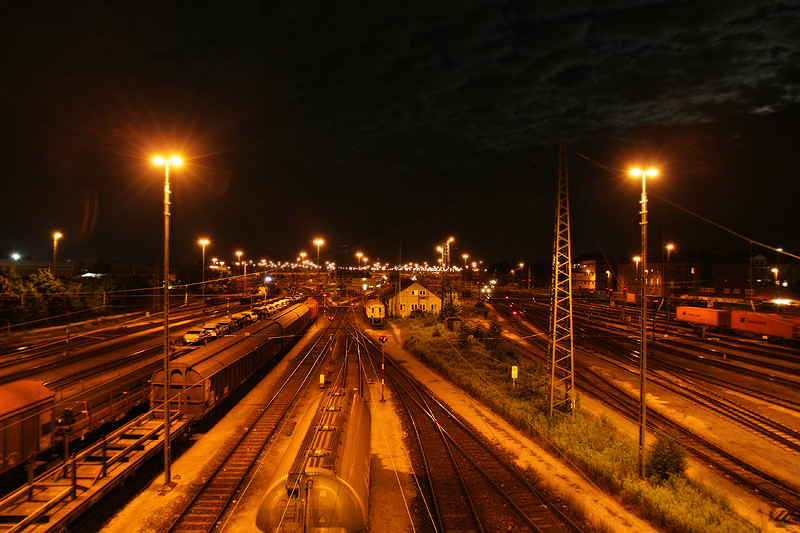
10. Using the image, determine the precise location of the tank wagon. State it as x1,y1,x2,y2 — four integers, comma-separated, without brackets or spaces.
256,388,371,533
0,381,54,474
676,305,800,340
151,301,316,419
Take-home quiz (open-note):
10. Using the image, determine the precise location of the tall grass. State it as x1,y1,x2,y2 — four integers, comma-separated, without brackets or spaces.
397,318,757,533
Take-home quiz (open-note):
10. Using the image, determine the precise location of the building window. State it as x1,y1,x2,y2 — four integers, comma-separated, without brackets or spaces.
411,290,416,295
400,304,405,310
733,288,741,294
421,304,426,310
723,288,730,294
420,290,426,295
411,304,418,310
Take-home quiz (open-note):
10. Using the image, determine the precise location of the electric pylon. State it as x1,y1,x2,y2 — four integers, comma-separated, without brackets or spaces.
547,141,575,416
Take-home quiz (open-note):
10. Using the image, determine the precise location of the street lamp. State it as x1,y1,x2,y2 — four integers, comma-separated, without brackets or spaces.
665,244,674,335
630,166,657,480
462,254,469,291
356,252,363,271
314,238,324,271
52,231,63,274
153,154,181,486
772,267,779,286
198,238,210,325
236,250,247,294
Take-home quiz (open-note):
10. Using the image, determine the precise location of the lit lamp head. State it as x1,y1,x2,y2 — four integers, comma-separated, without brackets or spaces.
152,156,182,166
53,231,63,242
629,167,658,179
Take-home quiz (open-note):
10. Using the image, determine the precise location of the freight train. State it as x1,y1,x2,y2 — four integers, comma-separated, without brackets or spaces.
256,387,371,533
150,301,315,419
0,300,316,477
676,305,800,340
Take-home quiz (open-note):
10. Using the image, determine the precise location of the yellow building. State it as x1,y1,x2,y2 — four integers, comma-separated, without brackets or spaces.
388,281,441,318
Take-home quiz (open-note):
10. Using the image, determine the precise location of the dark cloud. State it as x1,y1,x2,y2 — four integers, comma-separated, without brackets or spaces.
0,0,798,265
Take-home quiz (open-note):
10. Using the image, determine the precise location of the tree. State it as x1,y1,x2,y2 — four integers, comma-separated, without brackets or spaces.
485,320,502,349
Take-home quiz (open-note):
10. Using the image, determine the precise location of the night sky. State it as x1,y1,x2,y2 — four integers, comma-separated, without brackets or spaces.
2,1,799,269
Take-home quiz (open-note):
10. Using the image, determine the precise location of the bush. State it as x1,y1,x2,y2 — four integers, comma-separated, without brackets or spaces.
458,323,470,347
646,432,688,483
485,320,502,349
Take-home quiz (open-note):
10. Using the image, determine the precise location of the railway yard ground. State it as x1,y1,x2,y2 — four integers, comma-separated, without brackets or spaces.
91,311,655,533
25,296,798,533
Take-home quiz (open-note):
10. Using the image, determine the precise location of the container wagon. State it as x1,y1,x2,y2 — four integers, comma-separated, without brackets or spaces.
675,306,731,328
730,311,800,340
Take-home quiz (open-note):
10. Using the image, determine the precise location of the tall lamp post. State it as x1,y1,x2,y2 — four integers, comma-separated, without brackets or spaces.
198,239,210,325
153,155,181,486
52,232,63,274
236,250,244,294
462,253,469,291
314,238,324,272
630,166,657,479
665,243,674,335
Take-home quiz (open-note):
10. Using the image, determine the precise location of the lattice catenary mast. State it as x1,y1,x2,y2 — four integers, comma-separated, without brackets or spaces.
547,141,575,416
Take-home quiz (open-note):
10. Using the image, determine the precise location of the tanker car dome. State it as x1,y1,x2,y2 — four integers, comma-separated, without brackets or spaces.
256,389,371,533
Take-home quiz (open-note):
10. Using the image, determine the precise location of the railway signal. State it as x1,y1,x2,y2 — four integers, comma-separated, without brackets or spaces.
379,335,387,402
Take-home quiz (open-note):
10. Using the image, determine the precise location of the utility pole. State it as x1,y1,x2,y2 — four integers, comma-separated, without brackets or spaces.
547,141,575,416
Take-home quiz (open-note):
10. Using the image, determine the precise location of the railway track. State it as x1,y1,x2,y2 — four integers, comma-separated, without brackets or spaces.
165,319,340,533
576,362,800,517
497,300,800,519
353,328,584,533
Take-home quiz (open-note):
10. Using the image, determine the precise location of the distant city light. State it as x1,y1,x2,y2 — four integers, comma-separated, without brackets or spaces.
11,253,20,260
